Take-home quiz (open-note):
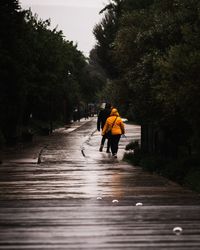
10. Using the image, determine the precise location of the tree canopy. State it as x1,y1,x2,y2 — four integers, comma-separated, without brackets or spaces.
0,0,105,145
93,0,200,157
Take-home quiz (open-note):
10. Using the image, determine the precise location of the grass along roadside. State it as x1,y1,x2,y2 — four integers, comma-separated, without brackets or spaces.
123,141,200,193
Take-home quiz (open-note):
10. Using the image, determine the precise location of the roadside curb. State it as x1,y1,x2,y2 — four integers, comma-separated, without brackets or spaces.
0,118,95,165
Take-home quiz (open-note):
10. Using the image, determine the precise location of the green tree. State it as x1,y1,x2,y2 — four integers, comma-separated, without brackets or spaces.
93,0,200,157
0,2,104,145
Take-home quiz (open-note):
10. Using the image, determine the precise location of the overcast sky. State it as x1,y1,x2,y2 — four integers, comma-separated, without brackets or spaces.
20,0,107,56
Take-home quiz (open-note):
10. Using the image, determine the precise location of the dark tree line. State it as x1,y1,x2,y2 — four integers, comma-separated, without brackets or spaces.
0,0,105,146
93,0,200,186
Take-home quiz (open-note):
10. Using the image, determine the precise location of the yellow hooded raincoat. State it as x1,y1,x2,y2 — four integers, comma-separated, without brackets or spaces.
102,108,125,136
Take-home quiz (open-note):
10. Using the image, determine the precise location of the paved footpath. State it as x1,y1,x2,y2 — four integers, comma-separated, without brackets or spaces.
0,118,200,249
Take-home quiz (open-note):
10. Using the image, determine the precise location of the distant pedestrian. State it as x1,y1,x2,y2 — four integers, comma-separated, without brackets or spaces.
73,107,80,122
73,108,78,122
97,103,112,152
102,108,125,158
84,108,89,120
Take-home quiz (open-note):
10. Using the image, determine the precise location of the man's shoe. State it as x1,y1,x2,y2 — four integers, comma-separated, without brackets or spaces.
113,153,117,158
99,145,103,152
106,149,111,153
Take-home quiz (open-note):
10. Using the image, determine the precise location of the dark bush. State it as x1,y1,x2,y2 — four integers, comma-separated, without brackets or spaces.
185,171,200,193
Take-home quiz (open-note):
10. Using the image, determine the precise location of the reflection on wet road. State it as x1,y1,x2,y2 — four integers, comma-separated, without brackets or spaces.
0,118,200,249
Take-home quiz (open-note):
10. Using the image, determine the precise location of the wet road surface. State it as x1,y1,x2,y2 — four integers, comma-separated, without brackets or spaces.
0,118,200,249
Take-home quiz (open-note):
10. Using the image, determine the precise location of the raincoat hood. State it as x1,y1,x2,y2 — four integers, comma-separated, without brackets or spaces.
110,108,119,117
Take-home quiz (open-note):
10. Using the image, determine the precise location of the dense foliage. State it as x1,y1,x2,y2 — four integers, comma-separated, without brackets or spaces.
93,0,200,158
0,0,105,145
93,0,200,190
